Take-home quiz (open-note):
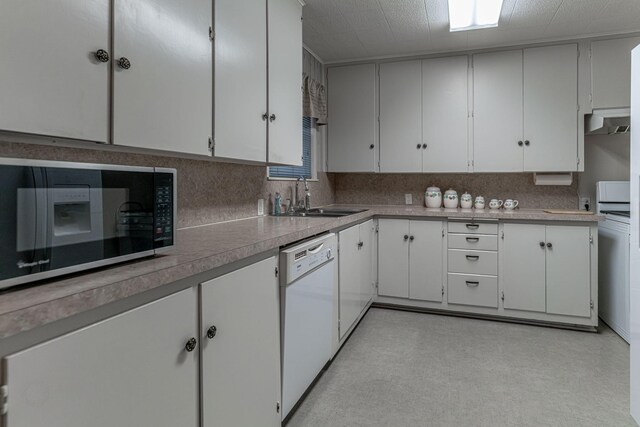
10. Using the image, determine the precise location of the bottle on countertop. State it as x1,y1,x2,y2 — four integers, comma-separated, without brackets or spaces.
274,192,282,216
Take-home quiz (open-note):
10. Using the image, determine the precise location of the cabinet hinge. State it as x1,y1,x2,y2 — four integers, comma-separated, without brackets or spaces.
338,319,341,335
589,234,593,244
208,137,214,153
276,401,281,414
375,225,379,233
275,267,279,278
590,300,594,309
209,26,215,42
501,291,505,301
577,157,580,166
501,231,505,240
442,229,445,238
441,285,445,296
0,385,7,416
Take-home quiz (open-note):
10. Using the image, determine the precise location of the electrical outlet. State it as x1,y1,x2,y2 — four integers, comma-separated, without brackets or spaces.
405,194,413,205
580,197,591,211
257,199,265,216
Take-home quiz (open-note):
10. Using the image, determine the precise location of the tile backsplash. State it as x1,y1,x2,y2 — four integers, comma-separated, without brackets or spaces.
0,141,335,228
334,173,579,209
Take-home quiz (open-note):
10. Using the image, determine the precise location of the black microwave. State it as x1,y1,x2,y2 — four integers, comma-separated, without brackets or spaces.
0,158,176,290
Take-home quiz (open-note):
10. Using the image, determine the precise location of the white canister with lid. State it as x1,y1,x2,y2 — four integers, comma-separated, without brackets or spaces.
460,192,473,209
425,186,442,208
443,189,459,209
474,196,485,210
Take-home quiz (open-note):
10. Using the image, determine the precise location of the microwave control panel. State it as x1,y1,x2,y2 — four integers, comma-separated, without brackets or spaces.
154,172,174,247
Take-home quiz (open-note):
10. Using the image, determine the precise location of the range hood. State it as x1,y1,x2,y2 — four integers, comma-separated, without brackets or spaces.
585,108,630,135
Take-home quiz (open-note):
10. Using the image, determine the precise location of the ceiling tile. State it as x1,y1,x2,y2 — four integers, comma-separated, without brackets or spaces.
551,0,609,24
343,9,392,32
508,0,563,28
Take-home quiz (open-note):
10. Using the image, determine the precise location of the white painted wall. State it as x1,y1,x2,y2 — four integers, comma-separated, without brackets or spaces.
579,133,630,209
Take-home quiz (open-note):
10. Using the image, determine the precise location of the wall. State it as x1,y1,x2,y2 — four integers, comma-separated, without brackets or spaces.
335,173,579,209
578,133,631,210
0,139,335,229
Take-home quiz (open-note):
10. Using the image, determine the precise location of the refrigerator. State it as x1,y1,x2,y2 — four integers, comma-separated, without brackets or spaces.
631,44,640,424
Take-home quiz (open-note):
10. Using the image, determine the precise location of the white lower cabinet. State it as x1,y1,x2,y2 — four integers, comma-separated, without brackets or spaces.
338,220,375,340
378,219,444,302
502,223,592,318
2,288,199,427
200,256,281,427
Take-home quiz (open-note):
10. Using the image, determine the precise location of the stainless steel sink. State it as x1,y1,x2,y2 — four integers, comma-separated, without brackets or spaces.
281,208,368,218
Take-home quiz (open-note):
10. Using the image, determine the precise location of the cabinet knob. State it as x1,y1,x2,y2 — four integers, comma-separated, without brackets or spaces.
357,241,364,248
206,325,217,339
117,57,131,70
539,241,545,247
409,235,414,241
369,144,375,149
94,49,110,63
517,140,523,146
416,144,421,149
422,143,427,149
546,242,552,249
404,234,409,241
269,114,276,122
262,113,269,121
185,337,197,352
524,140,530,146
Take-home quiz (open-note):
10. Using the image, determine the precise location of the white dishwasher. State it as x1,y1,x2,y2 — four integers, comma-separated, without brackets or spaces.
280,233,336,419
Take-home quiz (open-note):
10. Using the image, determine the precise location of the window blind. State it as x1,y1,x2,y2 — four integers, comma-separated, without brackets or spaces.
269,117,312,179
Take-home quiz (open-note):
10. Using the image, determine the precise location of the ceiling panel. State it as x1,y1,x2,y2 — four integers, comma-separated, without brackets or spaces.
303,0,640,62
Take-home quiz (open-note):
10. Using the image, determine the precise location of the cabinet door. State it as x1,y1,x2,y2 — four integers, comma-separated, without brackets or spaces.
339,224,363,339
213,0,267,162
422,56,469,172
502,223,546,312
3,289,198,427
328,64,377,172
523,44,578,172
379,61,422,172
409,220,444,302
546,225,592,317
0,0,109,142
359,220,375,308
113,0,212,156
378,219,410,298
201,256,281,427
267,0,303,166
473,50,524,172
591,36,640,109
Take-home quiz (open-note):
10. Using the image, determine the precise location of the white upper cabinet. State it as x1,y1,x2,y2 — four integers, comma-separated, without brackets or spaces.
113,0,213,156
328,64,378,172
422,56,469,172
473,50,524,172
474,45,578,173
267,0,303,166
379,61,423,173
0,0,109,142
523,44,578,172
591,36,640,109
214,0,268,162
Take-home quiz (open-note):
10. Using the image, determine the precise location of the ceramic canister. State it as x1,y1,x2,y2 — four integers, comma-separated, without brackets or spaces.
504,199,519,210
489,199,503,210
460,192,473,209
474,196,485,210
425,186,442,208
443,189,459,209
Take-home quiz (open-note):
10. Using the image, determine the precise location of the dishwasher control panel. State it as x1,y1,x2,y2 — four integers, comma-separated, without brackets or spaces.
281,234,336,284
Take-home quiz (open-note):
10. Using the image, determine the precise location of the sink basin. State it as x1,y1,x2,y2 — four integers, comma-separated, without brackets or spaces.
281,208,368,218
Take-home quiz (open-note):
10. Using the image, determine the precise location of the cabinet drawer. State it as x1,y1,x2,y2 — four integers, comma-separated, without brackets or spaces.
448,249,498,275
448,221,498,235
448,273,498,308
448,234,498,251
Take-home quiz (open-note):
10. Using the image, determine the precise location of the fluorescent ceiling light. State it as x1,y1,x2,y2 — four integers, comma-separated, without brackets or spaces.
448,0,504,32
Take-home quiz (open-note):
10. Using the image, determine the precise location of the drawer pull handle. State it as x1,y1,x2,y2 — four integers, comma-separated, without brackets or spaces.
465,281,480,287
466,237,479,243
465,224,479,229
466,255,480,261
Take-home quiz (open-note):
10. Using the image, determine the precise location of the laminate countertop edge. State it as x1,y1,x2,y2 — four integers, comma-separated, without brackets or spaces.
0,205,601,339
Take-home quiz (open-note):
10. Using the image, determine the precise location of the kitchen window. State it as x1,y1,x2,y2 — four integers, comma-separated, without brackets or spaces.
268,117,315,180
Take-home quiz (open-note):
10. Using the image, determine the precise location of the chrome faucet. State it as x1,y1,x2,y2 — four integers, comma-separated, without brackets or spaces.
296,176,311,211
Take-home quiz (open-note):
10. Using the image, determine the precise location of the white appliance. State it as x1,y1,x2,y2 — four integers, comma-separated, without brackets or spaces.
280,233,336,419
597,181,630,343
629,44,640,424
